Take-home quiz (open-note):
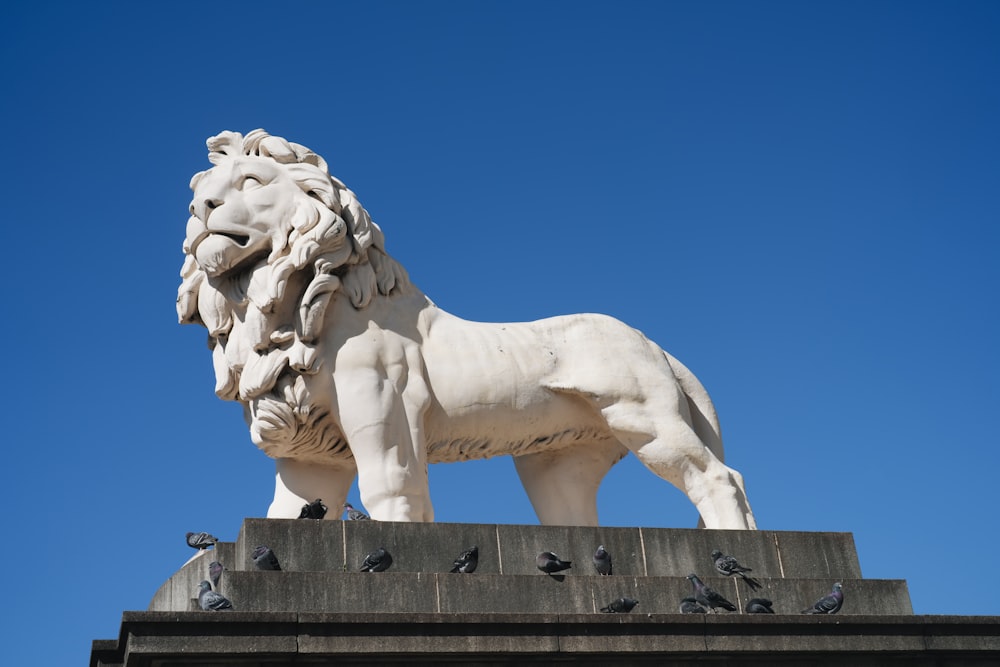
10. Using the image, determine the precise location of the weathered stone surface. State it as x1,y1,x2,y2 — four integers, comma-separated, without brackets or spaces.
234,517,344,571
342,519,499,574
639,527,861,579
224,571,910,615
767,530,863,578
148,519,903,615
92,612,1000,667
494,523,645,575
232,519,861,578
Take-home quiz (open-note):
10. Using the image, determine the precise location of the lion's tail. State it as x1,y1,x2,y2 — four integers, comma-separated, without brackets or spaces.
663,352,725,464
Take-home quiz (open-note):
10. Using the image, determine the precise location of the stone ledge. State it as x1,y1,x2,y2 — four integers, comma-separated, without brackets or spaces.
92,612,1000,667
232,518,863,578
216,570,911,615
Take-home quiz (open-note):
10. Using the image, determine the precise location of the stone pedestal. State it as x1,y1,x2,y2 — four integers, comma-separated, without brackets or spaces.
91,519,1000,666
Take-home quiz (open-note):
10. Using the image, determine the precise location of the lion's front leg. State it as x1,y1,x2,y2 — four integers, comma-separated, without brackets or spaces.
336,367,434,522
268,458,357,519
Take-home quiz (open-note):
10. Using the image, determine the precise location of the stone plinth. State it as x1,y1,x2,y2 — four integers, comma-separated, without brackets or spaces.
148,518,906,615
91,519,1000,666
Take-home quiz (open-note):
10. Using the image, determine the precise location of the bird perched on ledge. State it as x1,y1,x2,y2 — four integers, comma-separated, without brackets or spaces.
802,582,843,614
208,561,224,590
186,532,218,550
745,597,775,614
687,573,737,612
600,597,638,613
197,580,233,611
299,498,328,519
680,596,707,613
251,545,282,571
344,502,370,520
711,549,762,591
361,547,393,572
593,545,613,575
536,551,572,574
450,546,479,573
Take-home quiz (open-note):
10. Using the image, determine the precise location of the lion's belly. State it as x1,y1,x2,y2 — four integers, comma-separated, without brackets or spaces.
423,392,616,463
419,315,624,463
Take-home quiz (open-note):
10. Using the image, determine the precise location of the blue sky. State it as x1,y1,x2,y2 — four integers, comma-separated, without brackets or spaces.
3,1,998,662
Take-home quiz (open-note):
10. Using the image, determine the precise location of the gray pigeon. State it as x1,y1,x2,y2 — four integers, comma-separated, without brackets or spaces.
536,551,572,574
299,498,328,519
686,573,737,612
360,547,393,572
186,532,218,550
197,580,233,611
801,582,843,614
251,545,282,571
593,545,613,575
711,549,762,591
344,502,370,520
450,546,479,573
745,597,775,614
600,597,639,613
208,561,224,590
680,596,707,613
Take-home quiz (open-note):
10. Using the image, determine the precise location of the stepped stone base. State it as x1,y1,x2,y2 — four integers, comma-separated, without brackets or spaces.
91,519,1000,666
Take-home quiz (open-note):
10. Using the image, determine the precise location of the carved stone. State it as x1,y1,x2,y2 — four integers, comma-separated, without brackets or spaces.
177,129,756,529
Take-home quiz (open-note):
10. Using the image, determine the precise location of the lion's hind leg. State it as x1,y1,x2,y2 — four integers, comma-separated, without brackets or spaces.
602,400,756,530
513,441,627,526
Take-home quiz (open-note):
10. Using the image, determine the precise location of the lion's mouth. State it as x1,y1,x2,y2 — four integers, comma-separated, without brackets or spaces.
213,231,251,246
194,229,266,278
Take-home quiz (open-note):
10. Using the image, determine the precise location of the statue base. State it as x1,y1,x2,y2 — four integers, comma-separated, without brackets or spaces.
91,519,1000,666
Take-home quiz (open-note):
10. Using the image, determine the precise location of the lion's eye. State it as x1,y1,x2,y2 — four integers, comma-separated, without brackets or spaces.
239,175,264,191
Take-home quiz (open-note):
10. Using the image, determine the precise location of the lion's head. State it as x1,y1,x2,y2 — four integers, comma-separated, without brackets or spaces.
177,129,408,462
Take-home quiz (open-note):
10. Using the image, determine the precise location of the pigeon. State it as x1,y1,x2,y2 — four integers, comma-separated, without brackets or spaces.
745,597,775,614
251,545,282,571
801,582,844,614
299,498,328,519
197,580,233,611
600,597,639,613
360,547,393,572
536,551,572,574
680,596,708,613
208,561,224,590
711,549,762,591
186,532,219,550
686,573,737,612
450,546,479,573
344,502,370,521
593,545,613,575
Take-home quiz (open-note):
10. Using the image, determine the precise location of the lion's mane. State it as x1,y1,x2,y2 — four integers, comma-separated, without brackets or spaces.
177,129,409,463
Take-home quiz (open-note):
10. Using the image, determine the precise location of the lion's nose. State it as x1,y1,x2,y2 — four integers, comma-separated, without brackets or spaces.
191,198,224,222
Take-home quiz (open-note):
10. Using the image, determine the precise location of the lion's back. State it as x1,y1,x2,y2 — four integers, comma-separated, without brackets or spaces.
421,310,670,412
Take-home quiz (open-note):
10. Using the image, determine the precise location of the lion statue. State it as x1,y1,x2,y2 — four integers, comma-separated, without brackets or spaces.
177,129,756,529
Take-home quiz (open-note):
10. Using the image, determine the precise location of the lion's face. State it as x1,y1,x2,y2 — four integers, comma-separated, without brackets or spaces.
186,156,301,278
178,129,409,463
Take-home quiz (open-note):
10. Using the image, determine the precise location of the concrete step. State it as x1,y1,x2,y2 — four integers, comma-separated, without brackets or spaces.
150,518,907,616
232,518,862,579
197,571,911,615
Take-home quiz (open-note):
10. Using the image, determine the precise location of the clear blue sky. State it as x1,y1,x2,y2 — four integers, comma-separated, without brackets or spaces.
2,2,998,663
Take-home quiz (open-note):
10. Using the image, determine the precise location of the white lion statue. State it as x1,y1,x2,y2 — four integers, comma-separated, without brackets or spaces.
177,129,756,529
